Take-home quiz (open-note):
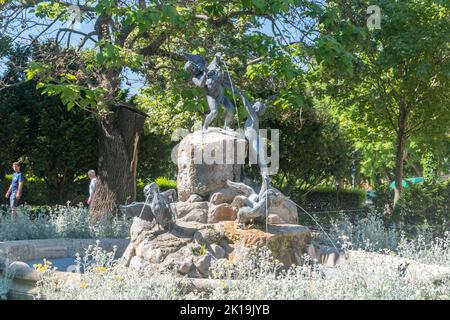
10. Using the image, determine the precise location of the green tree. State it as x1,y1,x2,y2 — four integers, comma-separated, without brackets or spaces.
1,0,326,217
0,45,98,204
313,0,450,205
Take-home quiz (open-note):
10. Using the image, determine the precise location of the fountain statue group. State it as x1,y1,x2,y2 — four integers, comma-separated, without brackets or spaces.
184,52,267,166
116,53,320,275
121,52,279,230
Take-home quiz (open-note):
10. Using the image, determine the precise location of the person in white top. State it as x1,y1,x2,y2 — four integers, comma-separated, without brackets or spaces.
87,170,97,206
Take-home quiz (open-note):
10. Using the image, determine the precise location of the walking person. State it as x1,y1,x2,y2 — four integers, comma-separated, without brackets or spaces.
4,162,25,215
87,169,97,206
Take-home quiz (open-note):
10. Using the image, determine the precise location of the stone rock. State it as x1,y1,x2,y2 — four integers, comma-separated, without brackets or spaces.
242,177,260,193
268,193,298,224
208,203,238,223
228,184,298,225
184,211,208,223
172,221,211,239
267,214,281,224
228,245,251,264
187,194,204,202
120,243,136,267
180,210,208,223
209,187,241,205
209,243,226,259
176,201,208,219
307,243,346,267
129,256,149,270
215,221,311,267
178,257,194,274
194,253,213,277
231,195,253,209
162,245,195,274
193,228,222,246
136,232,190,263
177,129,246,201
130,217,155,243
119,202,154,222
8,261,32,273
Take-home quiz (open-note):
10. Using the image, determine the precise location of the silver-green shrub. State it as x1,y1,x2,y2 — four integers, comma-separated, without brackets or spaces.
315,213,450,268
322,213,401,251
28,213,450,300
0,204,131,241
36,235,450,300
36,241,182,300
206,247,449,300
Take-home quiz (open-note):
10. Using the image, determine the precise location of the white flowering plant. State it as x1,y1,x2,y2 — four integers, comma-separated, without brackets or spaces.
0,204,131,241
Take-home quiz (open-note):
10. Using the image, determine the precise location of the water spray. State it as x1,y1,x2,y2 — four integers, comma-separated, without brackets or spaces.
266,188,340,253
138,191,152,219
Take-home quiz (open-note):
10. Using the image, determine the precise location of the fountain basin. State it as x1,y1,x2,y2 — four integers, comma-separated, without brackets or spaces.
0,238,129,300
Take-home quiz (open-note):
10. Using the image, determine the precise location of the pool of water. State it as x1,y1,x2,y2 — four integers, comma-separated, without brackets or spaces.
26,257,79,272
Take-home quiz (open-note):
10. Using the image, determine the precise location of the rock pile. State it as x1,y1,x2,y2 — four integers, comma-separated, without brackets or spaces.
120,129,341,278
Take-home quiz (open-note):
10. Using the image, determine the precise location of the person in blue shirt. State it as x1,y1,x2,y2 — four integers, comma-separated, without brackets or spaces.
5,162,25,214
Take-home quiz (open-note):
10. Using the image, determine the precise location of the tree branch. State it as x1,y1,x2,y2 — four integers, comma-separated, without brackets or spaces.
77,31,99,50
0,80,29,91
138,32,168,56
55,28,98,47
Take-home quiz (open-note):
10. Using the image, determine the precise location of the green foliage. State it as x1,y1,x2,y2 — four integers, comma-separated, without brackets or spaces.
155,177,177,190
392,181,450,227
322,213,449,263
319,213,401,252
0,34,12,58
16,176,88,206
193,243,207,256
316,0,450,190
136,177,177,201
294,187,367,212
265,103,353,192
0,46,97,205
372,180,450,231
137,132,177,183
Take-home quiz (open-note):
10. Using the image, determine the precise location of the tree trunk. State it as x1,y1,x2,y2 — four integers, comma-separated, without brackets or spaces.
393,105,409,207
89,107,145,221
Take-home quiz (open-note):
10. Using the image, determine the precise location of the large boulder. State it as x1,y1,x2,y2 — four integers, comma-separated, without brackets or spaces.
268,193,298,224
216,221,311,267
187,194,204,202
176,201,209,223
120,243,136,267
194,253,214,277
172,221,211,239
135,232,190,263
162,245,196,274
177,128,246,201
193,227,223,246
130,217,156,243
208,203,238,223
209,243,226,259
209,187,241,205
